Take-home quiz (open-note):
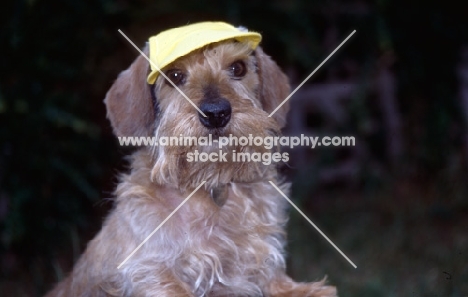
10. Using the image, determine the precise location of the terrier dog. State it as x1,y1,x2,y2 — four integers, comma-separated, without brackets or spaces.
46,22,337,297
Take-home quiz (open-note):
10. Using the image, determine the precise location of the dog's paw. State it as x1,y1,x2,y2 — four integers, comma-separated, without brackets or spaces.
268,278,337,297
303,283,337,297
287,283,337,297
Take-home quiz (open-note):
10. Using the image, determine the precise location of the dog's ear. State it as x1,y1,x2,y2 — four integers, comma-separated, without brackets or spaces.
104,46,155,137
255,46,291,128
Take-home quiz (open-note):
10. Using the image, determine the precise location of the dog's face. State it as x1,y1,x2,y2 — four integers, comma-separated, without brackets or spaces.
105,40,290,190
155,42,268,137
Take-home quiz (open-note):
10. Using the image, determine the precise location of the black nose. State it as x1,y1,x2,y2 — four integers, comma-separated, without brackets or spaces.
198,98,232,128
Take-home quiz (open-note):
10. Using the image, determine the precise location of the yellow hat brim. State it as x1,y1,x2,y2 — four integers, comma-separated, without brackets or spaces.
146,22,262,84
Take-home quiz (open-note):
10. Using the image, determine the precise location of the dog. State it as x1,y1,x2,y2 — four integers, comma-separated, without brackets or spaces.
46,22,337,297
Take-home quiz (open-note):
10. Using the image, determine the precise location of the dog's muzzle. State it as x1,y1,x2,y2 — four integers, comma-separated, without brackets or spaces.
198,98,232,128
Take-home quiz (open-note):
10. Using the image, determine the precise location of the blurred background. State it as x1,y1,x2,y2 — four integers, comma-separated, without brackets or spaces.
1,0,467,296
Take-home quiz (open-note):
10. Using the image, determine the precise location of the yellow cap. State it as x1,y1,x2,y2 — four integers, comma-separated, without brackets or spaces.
147,21,262,84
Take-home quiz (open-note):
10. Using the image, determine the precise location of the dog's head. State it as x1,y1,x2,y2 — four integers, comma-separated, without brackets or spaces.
105,23,290,190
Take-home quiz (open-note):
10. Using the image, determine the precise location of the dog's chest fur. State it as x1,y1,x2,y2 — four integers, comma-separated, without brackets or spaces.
172,185,287,296
109,151,289,296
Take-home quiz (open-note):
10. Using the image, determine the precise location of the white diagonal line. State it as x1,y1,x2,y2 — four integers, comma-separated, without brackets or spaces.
269,30,356,117
269,181,357,269
117,29,207,117
117,181,206,269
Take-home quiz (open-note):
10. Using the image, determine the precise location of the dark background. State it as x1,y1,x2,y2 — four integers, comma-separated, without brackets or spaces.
1,0,467,296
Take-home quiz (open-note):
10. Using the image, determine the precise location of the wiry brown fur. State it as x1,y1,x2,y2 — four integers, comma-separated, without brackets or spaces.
46,39,337,297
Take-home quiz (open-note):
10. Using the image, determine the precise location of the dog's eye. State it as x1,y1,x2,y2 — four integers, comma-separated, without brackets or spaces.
229,60,247,78
165,69,186,86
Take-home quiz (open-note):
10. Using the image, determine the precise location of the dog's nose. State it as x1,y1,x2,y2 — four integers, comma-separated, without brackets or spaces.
198,98,232,128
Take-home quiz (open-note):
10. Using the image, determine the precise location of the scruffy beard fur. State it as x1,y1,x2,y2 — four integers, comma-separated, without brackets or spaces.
151,42,280,191
45,40,337,297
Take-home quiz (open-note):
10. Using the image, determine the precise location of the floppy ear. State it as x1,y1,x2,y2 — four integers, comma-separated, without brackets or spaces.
104,46,155,137
255,46,291,128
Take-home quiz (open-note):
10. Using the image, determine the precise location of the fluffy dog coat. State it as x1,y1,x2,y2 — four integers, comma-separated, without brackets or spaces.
46,35,337,297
